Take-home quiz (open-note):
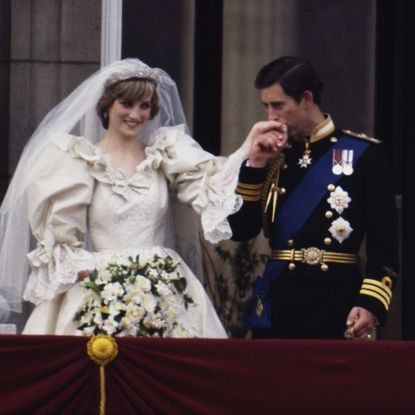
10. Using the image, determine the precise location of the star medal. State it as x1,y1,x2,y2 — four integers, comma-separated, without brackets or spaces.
298,140,312,168
328,217,353,243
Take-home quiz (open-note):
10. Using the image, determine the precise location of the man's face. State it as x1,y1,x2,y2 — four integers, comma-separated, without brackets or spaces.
259,83,309,139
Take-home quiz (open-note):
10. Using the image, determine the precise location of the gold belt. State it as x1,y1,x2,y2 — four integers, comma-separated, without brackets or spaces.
271,247,359,271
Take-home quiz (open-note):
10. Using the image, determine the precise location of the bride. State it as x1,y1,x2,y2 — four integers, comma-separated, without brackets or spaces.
0,58,286,337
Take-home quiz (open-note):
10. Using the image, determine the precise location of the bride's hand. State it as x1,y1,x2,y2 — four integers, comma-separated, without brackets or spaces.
245,121,288,168
78,270,92,281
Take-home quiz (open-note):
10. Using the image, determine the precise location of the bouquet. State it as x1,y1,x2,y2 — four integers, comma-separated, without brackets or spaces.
74,254,194,337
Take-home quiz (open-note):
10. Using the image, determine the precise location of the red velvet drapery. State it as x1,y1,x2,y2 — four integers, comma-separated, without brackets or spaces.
1,335,414,415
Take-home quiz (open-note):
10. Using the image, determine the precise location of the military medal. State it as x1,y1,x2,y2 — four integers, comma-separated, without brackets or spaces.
332,149,354,175
327,186,351,214
326,185,353,243
298,140,312,168
328,217,353,243
332,149,343,175
342,150,354,176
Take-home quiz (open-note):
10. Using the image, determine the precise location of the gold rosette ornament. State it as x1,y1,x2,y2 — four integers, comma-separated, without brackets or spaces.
87,334,118,365
87,335,119,415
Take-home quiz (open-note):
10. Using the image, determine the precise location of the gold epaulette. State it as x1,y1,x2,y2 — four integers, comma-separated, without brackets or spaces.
261,154,285,238
342,129,381,144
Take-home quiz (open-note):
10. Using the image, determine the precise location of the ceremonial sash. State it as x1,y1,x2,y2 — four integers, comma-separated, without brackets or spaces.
250,136,370,328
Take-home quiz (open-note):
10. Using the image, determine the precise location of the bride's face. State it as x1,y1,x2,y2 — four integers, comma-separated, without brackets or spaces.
107,95,152,138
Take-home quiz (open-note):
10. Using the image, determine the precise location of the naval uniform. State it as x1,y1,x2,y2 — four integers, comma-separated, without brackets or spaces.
229,116,398,339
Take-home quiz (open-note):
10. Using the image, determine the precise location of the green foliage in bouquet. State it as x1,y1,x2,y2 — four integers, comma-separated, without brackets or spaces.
74,254,194,337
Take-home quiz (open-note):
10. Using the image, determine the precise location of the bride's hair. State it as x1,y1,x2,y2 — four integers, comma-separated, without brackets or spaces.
96,77,160,129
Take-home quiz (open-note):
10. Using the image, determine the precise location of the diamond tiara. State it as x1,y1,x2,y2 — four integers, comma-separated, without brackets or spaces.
104,64,158,88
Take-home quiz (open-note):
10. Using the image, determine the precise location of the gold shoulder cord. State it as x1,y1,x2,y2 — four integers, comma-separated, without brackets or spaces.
261,154,285,237
342,129,381,144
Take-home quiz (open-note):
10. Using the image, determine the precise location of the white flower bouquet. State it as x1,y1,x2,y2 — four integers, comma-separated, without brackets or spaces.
74,254,194,337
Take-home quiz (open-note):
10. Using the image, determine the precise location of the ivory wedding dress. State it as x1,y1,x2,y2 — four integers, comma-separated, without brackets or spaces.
23,125,247,337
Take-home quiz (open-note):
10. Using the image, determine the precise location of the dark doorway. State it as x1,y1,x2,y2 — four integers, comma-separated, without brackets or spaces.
375,0,415,339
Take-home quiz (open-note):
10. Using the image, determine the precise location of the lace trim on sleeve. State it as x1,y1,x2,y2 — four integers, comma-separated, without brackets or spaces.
145,126,249,244
200,148,247,243
24,242,95,305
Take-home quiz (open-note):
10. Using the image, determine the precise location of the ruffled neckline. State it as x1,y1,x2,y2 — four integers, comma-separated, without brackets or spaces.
51,125,186,200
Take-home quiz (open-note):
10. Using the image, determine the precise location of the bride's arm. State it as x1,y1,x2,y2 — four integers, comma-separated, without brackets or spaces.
148,123,285,244
24,140,96,305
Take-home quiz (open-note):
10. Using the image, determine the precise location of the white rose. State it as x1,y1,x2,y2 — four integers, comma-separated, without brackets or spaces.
156,281,171,296
141,294,157,314
101,282,124,302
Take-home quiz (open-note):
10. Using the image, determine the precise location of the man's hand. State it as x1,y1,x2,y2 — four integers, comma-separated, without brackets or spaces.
346,306,376,340
246,120,288,168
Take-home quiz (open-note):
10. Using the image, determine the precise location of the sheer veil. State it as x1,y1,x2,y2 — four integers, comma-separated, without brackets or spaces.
0,58,195,317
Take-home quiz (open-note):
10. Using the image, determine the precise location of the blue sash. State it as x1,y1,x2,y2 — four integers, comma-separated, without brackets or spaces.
250,135,369,328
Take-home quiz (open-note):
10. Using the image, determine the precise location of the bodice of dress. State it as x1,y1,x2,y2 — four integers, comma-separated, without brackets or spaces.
88,162,170,251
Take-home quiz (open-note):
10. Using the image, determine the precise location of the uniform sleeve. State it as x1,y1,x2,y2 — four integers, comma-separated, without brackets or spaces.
23,138,96,305
146,126,249,243
355,144,399,325
228,163,267,241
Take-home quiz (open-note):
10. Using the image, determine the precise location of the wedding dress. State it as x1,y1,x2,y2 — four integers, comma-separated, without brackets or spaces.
22,125,247,337
0,58,251,336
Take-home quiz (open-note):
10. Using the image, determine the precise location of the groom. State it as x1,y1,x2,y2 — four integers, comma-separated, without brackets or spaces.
231,56,398,340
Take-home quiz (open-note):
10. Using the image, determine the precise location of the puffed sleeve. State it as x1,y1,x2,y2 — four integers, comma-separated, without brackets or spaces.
145,125,249,243
23,135,96,305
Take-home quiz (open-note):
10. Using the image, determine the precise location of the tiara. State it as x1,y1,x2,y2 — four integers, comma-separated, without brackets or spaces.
104,63,159,88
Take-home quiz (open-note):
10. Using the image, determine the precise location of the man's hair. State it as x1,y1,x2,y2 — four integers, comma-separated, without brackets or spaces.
255,56,323,104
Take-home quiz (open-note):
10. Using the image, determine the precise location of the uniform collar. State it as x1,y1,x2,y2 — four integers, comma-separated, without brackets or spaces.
309,114,335,144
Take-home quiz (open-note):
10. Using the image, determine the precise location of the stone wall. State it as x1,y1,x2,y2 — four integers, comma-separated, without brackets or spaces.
2,0,101,332
8,0,101,174
221,0,376,155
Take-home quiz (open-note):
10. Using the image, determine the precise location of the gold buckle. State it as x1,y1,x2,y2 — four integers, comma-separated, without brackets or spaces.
302,247,324,265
